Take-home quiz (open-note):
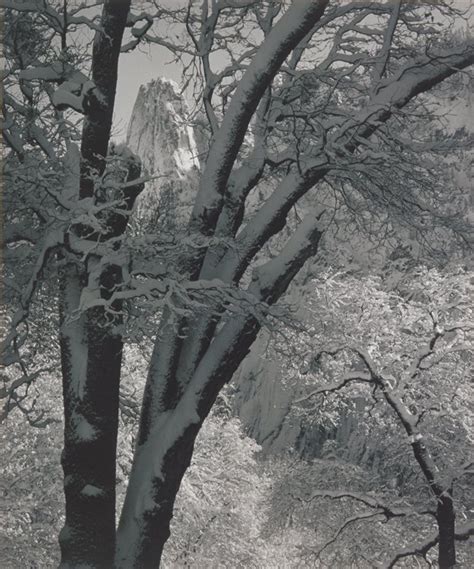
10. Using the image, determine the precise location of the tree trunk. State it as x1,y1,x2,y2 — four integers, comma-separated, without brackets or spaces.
437,491,456,569
59,269,123,568
57,2,132,565
116,314,260,569
116,421,203,569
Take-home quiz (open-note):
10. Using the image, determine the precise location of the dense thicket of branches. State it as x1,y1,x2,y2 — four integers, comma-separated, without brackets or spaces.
2,1,473,567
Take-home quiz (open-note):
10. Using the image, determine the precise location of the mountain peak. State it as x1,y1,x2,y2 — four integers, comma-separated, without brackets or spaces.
127,76,199,177
126,76,201,226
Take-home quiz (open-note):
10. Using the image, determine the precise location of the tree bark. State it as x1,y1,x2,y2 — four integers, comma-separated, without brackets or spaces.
437,491,456,569
58,2,132,566
59,273,123,568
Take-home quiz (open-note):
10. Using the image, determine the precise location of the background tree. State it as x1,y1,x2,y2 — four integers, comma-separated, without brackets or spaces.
262,268,473,568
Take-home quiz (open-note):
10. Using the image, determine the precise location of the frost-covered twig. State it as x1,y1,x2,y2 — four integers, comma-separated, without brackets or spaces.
302,490,435,520
294,371,372,403
313,510,384,560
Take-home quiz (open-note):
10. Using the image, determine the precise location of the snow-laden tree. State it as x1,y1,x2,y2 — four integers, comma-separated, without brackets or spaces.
2,1,474,567
268,267,473,568
0,348,269,568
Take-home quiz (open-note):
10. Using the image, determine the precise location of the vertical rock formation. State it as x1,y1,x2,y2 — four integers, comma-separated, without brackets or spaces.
126,77,200,227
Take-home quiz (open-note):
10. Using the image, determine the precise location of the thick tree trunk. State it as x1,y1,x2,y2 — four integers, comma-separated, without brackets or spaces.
56,2,131,566
116,421,203,568
59,269,123,568
115,315,260,569
437,492,456,569
59,185,141,567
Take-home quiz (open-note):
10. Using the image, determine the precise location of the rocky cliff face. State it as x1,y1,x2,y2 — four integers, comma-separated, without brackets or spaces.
126,77,200,226
231,331,301,453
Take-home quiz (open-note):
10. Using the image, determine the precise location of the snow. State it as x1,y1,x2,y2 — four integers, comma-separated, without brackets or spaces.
150,399,201,483
115,397,202,565
81,484,105,497
29,125,56,159
19,63,64,81
62,276,88,400
51,79,95,113
19,61,96,113
190,0,329,231
127,77,199,175
250,208,325,296
71,412,98,441
173,125,200,172
410,433,423,444
333,42,474,147
213,162,327,285
116,313,256,566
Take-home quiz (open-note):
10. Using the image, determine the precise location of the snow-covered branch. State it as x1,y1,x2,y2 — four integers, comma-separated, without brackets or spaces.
294,371,372,403
188,0,329,245
371,0,402,89
302,490,434,520
312,511,385,560
386,521,474,568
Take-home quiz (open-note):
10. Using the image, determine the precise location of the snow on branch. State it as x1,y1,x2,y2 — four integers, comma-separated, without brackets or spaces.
1,0,104,31
311,510,386,561
296,340,456,501
302,490,434,520
332,41,474,147
304,489,436,564
189,0,329,241
0,365,57,427
2,230,65,361
385,522,474,568
215,161,328,284
371,0,402,89
385,533,439,568
408,317,474,380
214,43,474,286
294,371,372,403
18,62,95,114
248,206,325,304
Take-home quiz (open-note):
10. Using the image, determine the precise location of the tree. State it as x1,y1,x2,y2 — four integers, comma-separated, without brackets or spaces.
2,1,474,567
288,268,473,567
1,350,269,568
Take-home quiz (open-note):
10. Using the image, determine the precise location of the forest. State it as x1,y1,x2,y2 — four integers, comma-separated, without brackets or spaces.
1,1,473,568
